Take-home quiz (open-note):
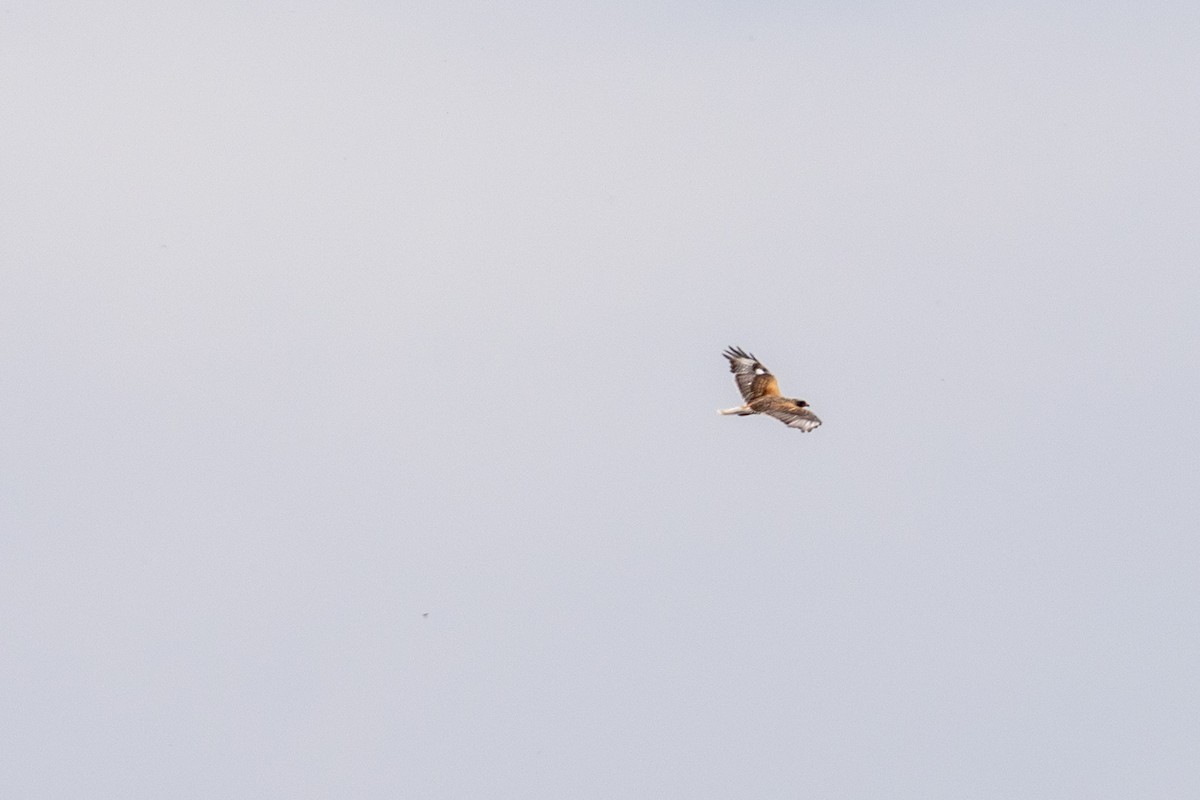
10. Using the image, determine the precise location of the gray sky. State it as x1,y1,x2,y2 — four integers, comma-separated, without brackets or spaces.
4,2,1199,797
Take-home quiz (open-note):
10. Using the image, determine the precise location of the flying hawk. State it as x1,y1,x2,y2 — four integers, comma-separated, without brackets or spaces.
718,346,822,432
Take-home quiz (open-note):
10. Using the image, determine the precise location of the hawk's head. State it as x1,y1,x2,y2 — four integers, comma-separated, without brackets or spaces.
793,399,810,408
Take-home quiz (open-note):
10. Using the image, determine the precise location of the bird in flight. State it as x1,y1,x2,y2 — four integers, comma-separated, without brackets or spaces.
718,346,822,432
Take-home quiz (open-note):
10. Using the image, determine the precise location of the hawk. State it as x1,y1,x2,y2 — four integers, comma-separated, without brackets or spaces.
718,346,822,432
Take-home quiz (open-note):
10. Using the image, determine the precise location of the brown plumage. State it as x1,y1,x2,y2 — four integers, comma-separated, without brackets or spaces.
719,346,822,432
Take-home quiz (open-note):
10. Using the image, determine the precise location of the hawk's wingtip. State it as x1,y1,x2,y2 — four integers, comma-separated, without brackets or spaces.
723,345,756,362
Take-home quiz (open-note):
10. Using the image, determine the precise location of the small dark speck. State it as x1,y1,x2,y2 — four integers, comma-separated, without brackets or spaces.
422,612,429,618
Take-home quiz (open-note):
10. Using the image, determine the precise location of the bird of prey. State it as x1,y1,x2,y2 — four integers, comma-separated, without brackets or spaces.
718,346,822,432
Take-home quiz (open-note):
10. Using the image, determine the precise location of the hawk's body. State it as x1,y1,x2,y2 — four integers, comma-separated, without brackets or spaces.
719,346,822,433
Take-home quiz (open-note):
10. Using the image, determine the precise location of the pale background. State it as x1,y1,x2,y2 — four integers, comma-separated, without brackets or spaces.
3,2,1199,797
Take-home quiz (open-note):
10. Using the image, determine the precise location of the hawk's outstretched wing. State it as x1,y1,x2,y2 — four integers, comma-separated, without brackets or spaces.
760,401,823,433
723,346,780,402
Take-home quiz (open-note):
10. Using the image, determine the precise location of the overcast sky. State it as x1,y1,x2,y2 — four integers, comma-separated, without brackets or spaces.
4,2,1200,797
